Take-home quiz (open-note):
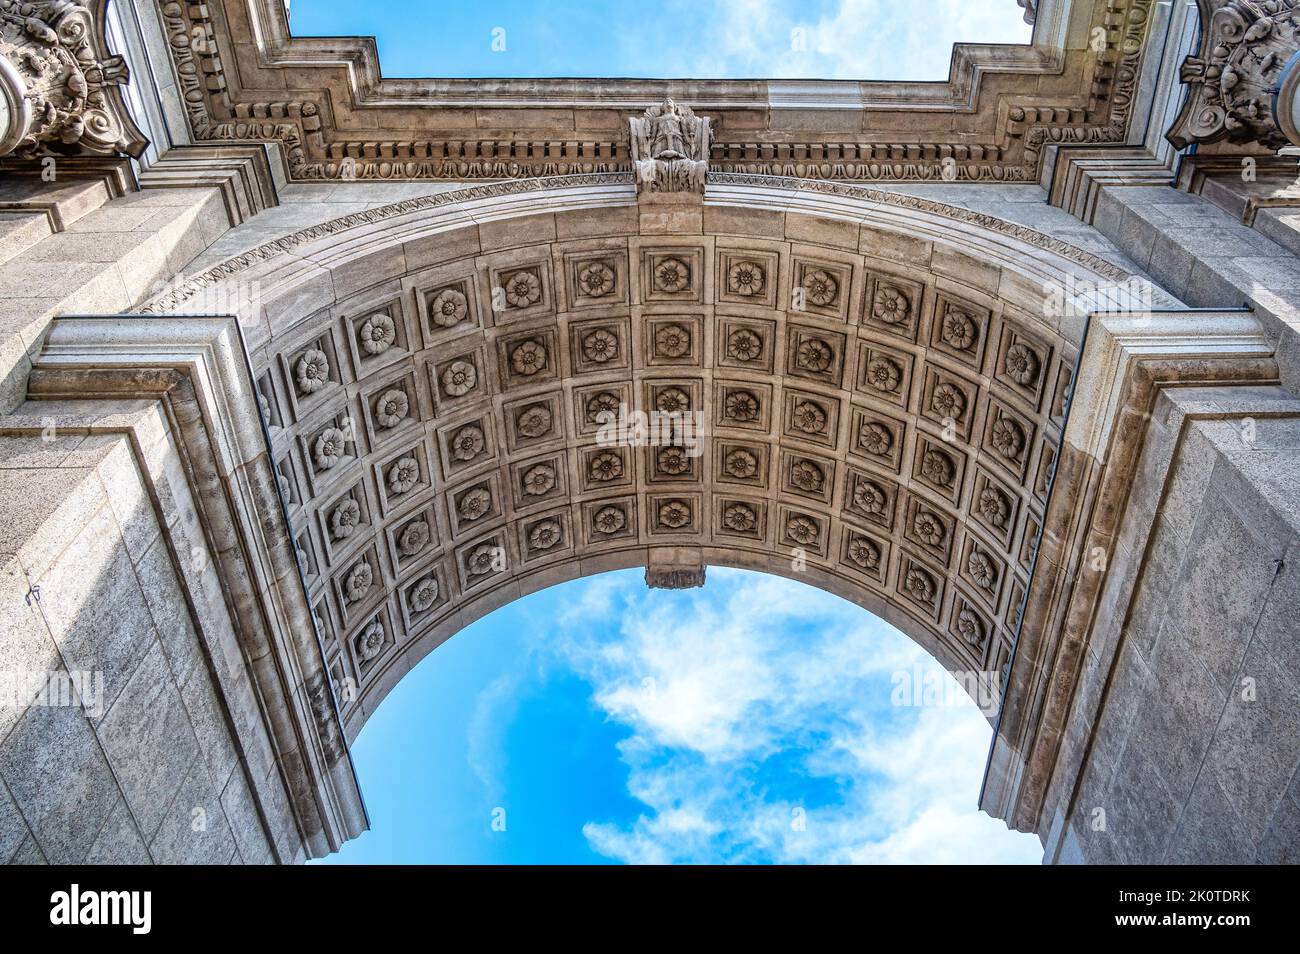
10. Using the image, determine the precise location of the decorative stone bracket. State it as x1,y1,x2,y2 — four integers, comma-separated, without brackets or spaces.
1166,0,1300,150
629,98,712,195
645,548,707,590
0,0,147,159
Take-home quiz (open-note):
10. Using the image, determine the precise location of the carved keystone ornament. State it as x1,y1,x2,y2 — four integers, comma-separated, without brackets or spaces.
629,98,712,194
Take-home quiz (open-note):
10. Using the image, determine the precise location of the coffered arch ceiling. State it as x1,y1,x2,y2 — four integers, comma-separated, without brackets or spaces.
141,175,1165,739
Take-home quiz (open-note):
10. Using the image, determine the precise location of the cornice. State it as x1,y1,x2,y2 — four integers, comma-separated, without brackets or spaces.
149,0,1157,183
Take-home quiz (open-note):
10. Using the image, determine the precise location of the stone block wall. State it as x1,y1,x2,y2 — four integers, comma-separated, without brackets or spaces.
1054,393,1300,863
0,176,234,415
0,425,280,863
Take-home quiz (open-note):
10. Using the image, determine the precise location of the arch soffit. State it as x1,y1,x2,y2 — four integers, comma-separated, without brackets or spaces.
138,175,1160,739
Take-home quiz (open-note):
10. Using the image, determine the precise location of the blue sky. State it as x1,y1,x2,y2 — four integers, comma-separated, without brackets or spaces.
290,1,1032,80
322,568,1042,864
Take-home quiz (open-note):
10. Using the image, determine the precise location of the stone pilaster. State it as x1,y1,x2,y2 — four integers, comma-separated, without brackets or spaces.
11,315,370,860
983,309,1280,839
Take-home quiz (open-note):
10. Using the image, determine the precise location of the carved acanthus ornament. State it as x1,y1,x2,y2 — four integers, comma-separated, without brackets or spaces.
1167,0,1300,150
630,98,712,194
0,0,145,158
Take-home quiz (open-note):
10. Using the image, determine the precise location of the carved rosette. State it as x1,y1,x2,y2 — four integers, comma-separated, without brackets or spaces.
629,98,712,194
0,0,146,158
1167,0,1300,150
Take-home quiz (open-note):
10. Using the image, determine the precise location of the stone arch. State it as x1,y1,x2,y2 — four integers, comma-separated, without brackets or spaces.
141,174,1162,741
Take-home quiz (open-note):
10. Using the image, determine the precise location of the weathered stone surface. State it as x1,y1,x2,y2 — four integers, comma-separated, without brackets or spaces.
1130,622,1225,801
220,769,274,865
85,794,151,865
148,760,237,865
0,556,60,741
1043,385,1300,865
0,779,29,864
1257,769,1300,863
1204,639,1300,849
97,643,201,840
133,535,204,689
179,663,240,795
1167,773,1256,864
1166,490,1276,693
0,700,117,864
35,505,157,719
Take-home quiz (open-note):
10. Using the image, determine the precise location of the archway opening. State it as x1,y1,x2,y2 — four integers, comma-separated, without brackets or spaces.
140,177,1157,858
318,567,1043,863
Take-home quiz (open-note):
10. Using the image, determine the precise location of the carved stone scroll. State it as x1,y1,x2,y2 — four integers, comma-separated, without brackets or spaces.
1166,0,1300,150
0,0,147,159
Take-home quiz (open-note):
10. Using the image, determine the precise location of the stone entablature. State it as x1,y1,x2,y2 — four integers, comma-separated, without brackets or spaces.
148,0,1156,183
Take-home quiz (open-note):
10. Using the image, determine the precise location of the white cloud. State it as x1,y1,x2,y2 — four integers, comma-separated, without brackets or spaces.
465,667,524,799
551,569,1042,864
617,0,1031,80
